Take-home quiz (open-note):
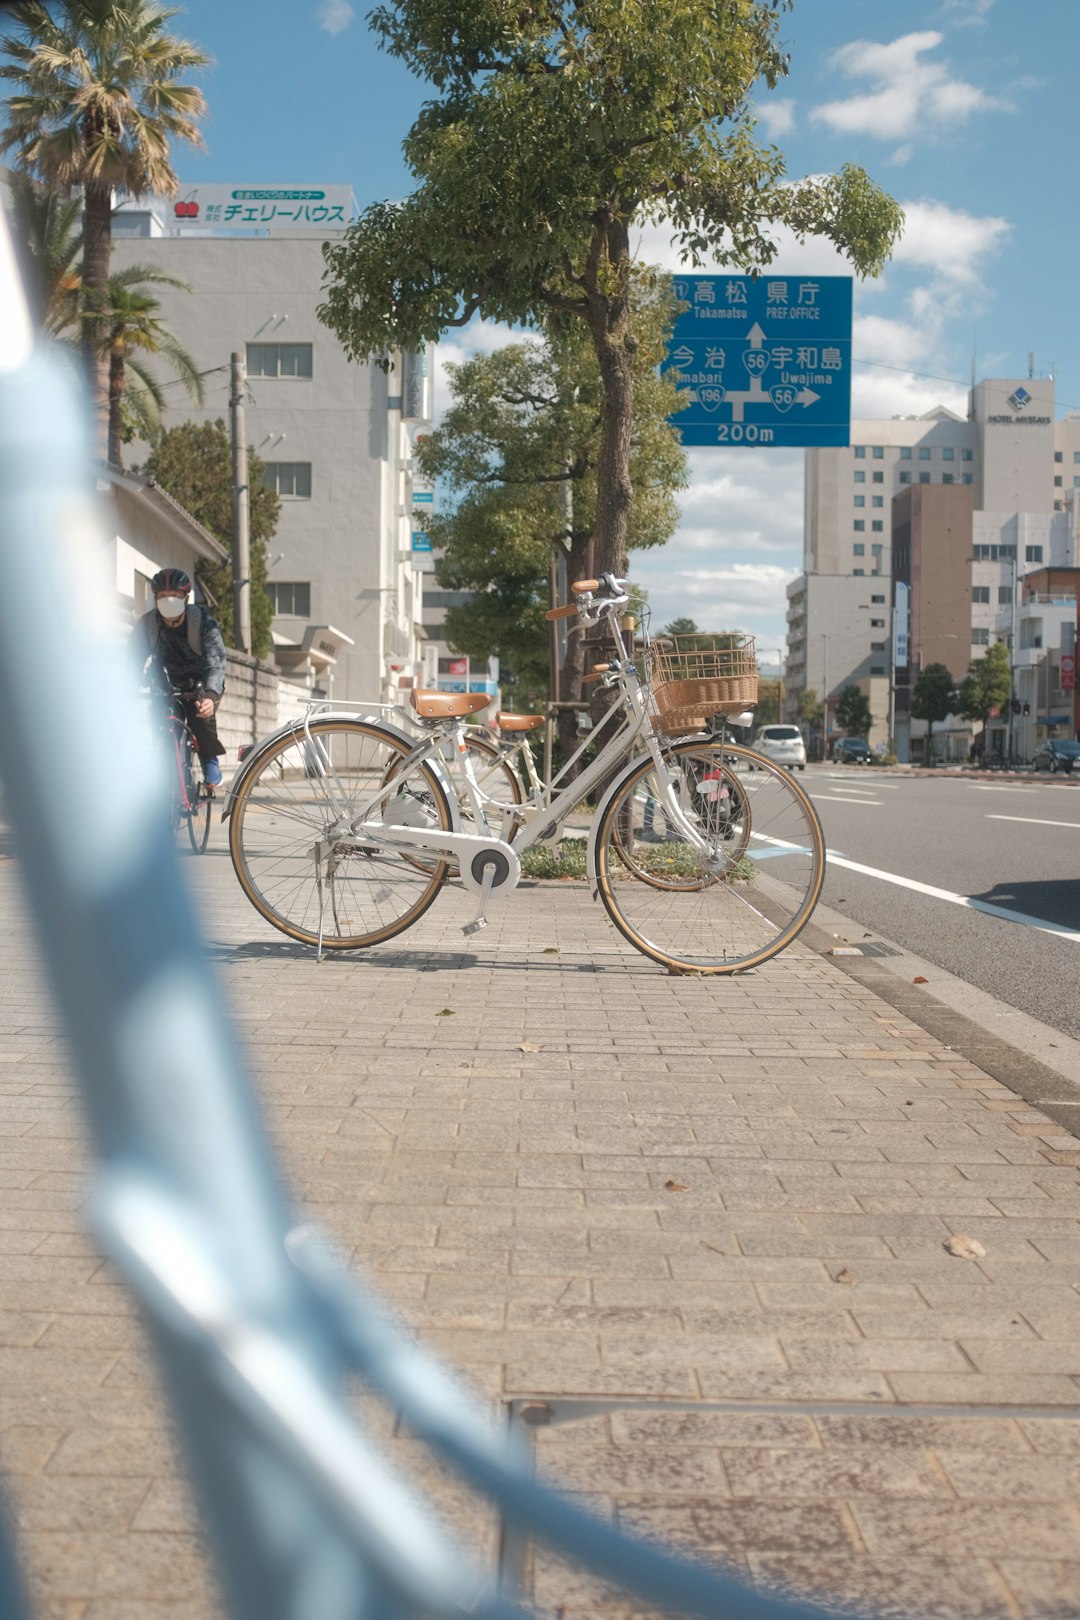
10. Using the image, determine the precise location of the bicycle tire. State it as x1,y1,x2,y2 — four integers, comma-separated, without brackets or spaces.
594,741,825,974
229,719,453,950
610,755,751,891
186,751,213,855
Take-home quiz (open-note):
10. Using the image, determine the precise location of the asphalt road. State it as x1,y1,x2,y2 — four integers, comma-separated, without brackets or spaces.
800,764,1080,1041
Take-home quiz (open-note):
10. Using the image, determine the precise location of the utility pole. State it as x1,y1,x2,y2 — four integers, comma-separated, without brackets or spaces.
229,352,252,657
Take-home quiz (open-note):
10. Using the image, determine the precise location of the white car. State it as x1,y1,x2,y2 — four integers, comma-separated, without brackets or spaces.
751,724,807,771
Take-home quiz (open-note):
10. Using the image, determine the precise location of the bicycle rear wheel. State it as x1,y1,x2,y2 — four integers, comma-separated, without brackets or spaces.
186,755,212,853
594,741,824,973
229,719,453,949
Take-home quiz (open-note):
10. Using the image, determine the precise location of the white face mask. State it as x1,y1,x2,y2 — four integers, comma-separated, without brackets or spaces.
156,596,187,619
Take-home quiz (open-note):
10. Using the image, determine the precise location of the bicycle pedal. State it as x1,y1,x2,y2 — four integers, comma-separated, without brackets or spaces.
462,915,488,936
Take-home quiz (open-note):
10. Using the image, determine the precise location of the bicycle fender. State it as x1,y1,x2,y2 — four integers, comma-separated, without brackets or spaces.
220,713,460,830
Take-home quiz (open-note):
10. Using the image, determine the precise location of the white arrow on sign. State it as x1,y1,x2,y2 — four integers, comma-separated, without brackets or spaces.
746,323,765,348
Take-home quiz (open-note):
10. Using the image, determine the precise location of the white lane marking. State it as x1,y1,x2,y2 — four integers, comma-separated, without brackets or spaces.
987,814,1080,830
969,785,1037,793
812,795,881,806
751,832,1080,942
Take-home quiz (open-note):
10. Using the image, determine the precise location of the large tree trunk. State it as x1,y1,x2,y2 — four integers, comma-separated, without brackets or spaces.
81,182,112,460
556,528,596,773
586,218,635,581
107,346,125,469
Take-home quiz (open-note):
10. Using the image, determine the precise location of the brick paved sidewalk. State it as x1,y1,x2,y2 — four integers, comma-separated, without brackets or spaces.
1,836,1079,1619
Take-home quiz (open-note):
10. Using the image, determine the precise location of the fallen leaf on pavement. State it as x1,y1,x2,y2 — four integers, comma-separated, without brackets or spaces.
436,1008,456,1017
913,975,929,984
944,1234,986,1259
519,1042,542,1053
664,1179,688,1191
542,947,559,955
834,1268,857,1285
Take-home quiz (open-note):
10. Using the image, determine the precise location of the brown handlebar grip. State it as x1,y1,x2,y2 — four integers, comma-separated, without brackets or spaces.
581,666,611,684
545,603,579,621
572,578,600,595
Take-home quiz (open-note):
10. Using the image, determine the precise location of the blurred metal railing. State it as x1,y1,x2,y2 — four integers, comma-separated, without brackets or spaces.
0,209,842,1620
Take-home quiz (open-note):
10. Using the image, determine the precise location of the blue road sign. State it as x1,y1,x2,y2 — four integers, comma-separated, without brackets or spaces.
664,274,852,448
411,530,433,553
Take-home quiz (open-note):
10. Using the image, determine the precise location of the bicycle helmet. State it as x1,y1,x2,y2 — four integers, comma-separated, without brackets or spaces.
151,566,191,596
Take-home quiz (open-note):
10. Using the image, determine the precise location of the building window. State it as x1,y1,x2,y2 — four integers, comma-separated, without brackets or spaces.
998,587,1013,605
246,342,314,379
962,474,973,484
1025,545,1043,563
870,665,885,675
870,618,885,628
853,543,865,554
962,449,973,461
265,581,311,616
919,448,931,460
872,446,884,459
854,470,866,484
972,627,990,646
1055,476,1063,487
899,447,912,461
853,522,865,533
919,472,931,484
1074,477,1080,488
853,568,865,575
854,495,865,507
871,543,883,556
942,447,955,461
1055,451,1063,463
871,595,885,604
871,521,883,532
871,495,883,507
943,473,954,484
899,471,911,484
972,586,990,604
854,446,866,458
263,461,312,498
1074,451,1080,462
872,471,884,483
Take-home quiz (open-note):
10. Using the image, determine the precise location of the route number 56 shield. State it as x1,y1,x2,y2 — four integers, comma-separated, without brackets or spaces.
697,386,725,413
770,384,799,413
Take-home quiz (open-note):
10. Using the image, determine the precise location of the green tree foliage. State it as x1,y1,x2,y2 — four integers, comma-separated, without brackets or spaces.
420,297,685,729
319,0,903,578
753,676,782,726
4,178,203,455
139,420,279,659
1,0,209,452
835,683,872,738
957,641,1011,732
911,661,957,753
796,687,824,728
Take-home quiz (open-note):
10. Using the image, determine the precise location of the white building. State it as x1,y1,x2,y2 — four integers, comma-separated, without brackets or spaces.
789,374,1080,750
111,189,434,704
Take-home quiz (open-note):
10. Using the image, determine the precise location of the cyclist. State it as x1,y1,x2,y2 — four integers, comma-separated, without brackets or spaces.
132,567,226,787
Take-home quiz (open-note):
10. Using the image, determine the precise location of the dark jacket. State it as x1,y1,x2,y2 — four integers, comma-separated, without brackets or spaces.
132,605,227,698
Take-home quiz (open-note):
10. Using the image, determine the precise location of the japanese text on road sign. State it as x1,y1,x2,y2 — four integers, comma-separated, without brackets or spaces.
664,275,852,448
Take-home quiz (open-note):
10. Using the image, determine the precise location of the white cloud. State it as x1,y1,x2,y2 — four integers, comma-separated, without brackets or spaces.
812,31,1008,147
891,199,1009,289
317,0,355,35
756,100,796,138
940,0,994,25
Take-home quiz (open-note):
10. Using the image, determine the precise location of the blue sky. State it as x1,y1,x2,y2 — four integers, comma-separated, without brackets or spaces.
169,0,1079,655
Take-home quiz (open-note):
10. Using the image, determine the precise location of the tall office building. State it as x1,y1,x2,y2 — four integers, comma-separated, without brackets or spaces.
111,187,434,704
788,376,1080,754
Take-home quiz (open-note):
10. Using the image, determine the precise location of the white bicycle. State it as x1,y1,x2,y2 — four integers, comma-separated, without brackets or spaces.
223,576,825,974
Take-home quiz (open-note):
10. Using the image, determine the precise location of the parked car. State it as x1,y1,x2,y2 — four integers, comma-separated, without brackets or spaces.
751,724,807,771
1032,739,1080,775
833,737,871,765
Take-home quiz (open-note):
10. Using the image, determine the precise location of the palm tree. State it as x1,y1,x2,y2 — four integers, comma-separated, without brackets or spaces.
90,262,203,465
4,168,82,335
0,0,209,450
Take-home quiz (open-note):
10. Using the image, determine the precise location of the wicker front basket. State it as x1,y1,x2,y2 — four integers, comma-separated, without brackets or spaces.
646,633,757,735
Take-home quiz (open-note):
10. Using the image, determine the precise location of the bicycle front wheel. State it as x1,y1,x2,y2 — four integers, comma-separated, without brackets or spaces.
186,755,212,853
229,719,453,950
594,741,825,974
